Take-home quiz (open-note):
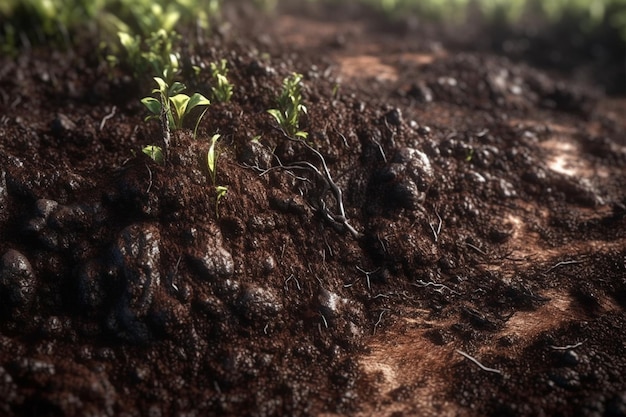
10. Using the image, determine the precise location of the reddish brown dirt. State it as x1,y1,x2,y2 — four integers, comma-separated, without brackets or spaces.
1,3,625,417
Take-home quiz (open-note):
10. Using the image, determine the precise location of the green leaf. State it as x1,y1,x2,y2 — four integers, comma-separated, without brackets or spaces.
216,185,228,199
142,145,164,164
169,93,190,126
214,185,228,218
168,53,180,71
187,93,210,111
207,134,221,184
169,81,186,96
193,107,208,139
118,31,138,51
153,77,168,95
162,10,181,32
141,97,162,115
267,109,285,125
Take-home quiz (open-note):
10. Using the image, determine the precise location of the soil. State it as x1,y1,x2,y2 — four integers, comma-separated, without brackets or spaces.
1,2,626,416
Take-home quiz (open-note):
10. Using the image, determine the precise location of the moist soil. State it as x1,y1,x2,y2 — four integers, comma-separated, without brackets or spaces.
1,3,626,417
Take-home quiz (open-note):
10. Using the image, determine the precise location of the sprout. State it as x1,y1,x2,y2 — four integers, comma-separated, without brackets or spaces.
142,145,164,164
207,133,221,186
209,59,234,103
267,73,308,139
207,134,227,216
141,76,210,151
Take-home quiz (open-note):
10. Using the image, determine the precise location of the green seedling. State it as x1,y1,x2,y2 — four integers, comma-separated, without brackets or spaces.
0,0,106,49
142,145,164,164
123,0,218,35
207,133,221,186
142,76,210,136
112,28,181,83
206,134,227,216
215,185,228,217
209,59,234,103
131,3,180,37
142,28,181,82
267,72,308,139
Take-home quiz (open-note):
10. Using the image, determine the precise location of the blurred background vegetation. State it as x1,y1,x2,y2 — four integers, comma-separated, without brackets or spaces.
1,0,625,46
1,0,624,92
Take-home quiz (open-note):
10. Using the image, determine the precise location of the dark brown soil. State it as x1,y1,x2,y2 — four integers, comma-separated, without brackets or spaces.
1,3,625,417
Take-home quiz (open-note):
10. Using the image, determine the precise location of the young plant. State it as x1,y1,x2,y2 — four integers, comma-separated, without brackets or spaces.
104,10,182,83
142,145,164,164
207,134,227,216
141,28,181,83
209,59,234,103
267,73,308,139
214,185,228,216
141,76,211,141
207,133,221,185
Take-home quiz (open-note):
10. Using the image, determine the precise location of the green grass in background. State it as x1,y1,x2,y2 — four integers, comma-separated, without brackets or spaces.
0,0,221,52
1,0,625,51
348,0,626,39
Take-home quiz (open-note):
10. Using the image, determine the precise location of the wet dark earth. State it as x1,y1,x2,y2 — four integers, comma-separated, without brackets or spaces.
1,3,626,416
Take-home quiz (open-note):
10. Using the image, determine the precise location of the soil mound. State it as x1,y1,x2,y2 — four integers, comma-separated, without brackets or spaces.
0,4,625,416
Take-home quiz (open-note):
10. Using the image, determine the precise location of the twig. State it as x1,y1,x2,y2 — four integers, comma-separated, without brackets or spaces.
373,309,389,335
320,313,329,329
465,242,488,256
372,293,392,299
549,341,584,350
258,160,313,183
356,266,379,291
456,350,502,375
322,232,334,258
278,129,361,238
334,128,349,148
284,274,301,291
412,279,460,295
543,260,584,275
428,223,438,243
99,106,117,131
377,234,388,254
371,136,387,162
428,209,443,243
